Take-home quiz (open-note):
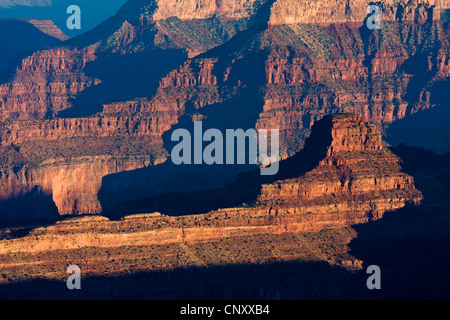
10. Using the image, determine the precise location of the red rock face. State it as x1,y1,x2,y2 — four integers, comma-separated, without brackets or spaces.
0,155,160,216
152,0,267,21
0,115,175,146
139,21,450,159
0,114,422,254
327,114,383,154
0,48,98,120
0,0,448,218
250,114,421,221
269,0,450,25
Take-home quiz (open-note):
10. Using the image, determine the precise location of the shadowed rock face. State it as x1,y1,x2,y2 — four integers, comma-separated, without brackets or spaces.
0,155,164,218
103,113,421,219
0,0,267,121
1,112,416,227
269,0,450,25
0,113,427,299
0,0,448,218
0,18,65,84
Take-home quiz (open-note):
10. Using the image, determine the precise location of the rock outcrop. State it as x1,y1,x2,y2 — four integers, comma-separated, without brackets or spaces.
0,0,263,121
269,0,450,25
0,48,98,120
256,114,420,219
0,155,162,217
149,6,450,156
0,114,422,250
0,114,422,288
152,0,266,21
27,19,69,41
0,0,448,217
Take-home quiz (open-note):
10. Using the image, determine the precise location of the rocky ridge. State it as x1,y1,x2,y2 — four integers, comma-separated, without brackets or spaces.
269,0,450,25
0,114,422,286
27,19,69,41
0,0,448,217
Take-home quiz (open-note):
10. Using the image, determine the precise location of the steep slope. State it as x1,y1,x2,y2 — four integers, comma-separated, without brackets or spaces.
0,18,64,83
0,0,270,217
0,0,448,217
133,0,450,158
0,114,422,287
0,0,267,121
27,19,69,41
269,0,450,25
107,113,422,219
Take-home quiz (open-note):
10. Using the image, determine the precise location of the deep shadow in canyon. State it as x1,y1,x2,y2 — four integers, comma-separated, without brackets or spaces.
96,47,273,216
0,135,448,300
0,186,59,226
56,47,188,118
96,0,284,216
346,145,450,299
0,260,370,300
385,79,450,154
0,3,449,299
101,114,334,219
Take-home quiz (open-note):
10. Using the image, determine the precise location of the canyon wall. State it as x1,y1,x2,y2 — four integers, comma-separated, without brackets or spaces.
0,114,177,146
145,18,450,157
0,114,422,286
269,0,450,25
0,0,448,217
0,155,159,217
152,0,266,21
0,48,98,120
0,0,264,121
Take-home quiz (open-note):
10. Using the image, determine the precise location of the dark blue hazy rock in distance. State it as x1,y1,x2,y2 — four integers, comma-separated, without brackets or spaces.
0,0,128,37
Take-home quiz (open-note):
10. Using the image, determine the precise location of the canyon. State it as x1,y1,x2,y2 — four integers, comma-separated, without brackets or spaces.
1,0,449,217
0,113,429,299
0,0,448,300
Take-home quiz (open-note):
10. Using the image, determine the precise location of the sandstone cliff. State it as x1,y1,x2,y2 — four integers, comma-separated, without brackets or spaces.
152,0,266,21
0,0,446,301
0,114,422,288
0,155,163,217
1,0,448,123
0,0,448,217
0,48,98,120
109,113,421,220
256,114,420,218
0,0,264,121
143,16,450,158
269,0,450,25
27,19,69,41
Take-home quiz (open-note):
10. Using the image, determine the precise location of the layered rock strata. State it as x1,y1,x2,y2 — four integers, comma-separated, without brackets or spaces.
27,19,69,41
0,0,447,217
269,0,450,25
0,155,162,217
0,114,422,284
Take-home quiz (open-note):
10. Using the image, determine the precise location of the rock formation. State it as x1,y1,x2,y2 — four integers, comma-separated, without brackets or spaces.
152,0,267,21
269,0,450,25
0,155,162,217
0,0,447,301
0,0,448,217
0,114,422,269
27,19,69,41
